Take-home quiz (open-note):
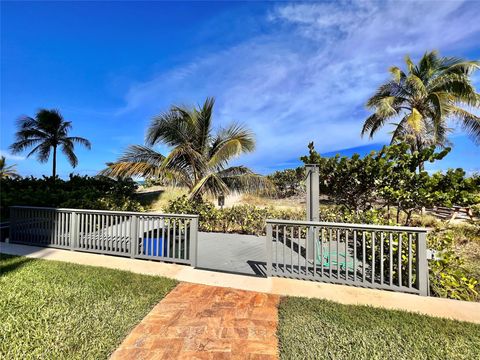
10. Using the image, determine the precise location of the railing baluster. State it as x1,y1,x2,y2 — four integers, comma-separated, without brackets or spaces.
123,215,127,253
313,226,317,278
408,233,412,288
362,231,366,282
297,227,301,276
389,233,393,286
336,229,340,280
114,215,118,252
89,213,93,249
172,218,177,259
53,211,58,246
104,214,108,251
320,227,324,278
290,226,294,275
329,228,332,279
305,226,309,277
159,217,163,256
353,230,357,282
91,213,96,250
277,226,287,272
275,225,279,273
139,216,144,255
380,232,384,285
398,233,403,287
345,229,349,281
371,231,376,284
64,212,68,247
161,217,165,258
183,219,187,260
167,218,171,258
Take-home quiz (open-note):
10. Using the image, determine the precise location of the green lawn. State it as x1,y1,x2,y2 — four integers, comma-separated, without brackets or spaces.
0,254,177,360
278,297,480,360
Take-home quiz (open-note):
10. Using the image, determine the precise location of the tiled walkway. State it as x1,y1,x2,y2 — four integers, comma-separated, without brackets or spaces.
110,283,280,359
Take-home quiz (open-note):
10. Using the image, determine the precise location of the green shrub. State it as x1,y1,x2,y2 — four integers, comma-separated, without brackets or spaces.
164,195,304,235
0,175,144,219
472,203,480,218
428,229,479,301
267,167,305,198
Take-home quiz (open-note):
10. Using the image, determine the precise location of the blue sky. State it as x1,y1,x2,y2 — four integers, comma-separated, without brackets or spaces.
1,1,479,177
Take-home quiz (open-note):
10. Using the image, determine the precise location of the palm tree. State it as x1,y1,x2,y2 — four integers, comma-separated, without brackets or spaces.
101,97,268,198
0,156,20,179
10,109,91,178
362,51,480,155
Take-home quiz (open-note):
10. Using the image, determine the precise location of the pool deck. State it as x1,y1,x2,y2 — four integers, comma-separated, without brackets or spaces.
2,241,480,324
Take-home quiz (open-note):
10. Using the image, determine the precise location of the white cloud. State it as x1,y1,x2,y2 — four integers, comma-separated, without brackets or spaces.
117,0,480,173
0,150,25,161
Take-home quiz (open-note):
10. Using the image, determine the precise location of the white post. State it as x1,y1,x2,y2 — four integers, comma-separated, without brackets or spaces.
69,211,77,250
305,165,319,261
266,223,272,277
190,217,199,267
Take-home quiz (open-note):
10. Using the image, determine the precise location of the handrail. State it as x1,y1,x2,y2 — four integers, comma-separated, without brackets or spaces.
265,219,429,296
9,206,199,219
266,219,429,233
9,206,199,267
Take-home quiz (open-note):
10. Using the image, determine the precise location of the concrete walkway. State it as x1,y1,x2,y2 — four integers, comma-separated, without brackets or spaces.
2,242,480,324
197,232,266,275
110,283,279,359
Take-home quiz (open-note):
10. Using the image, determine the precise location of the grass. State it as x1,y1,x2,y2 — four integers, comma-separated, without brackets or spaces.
136,186,188,211
0,254,177,360
239,193,304,211
278,297,480,360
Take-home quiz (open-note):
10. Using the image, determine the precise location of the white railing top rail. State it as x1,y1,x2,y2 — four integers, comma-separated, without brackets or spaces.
10,206,199,219
266,218,429,233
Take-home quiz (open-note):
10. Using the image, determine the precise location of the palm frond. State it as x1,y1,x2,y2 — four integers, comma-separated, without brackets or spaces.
406,108,424,134
66,136,92,150
389,66,406,83
36,143,52,163
195,97,215,152
61,141,79,168
450,107,480,144
146,106,193,147
189,172,229,199
218,166,273,195
0,156,20,179
208,123,255,168
361,113,390,138
10,138,44,154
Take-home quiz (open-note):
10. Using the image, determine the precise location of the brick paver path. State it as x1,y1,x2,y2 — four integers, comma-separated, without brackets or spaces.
110,283,280,359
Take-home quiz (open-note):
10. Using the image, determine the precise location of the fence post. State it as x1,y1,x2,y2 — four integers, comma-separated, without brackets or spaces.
305,165,319,260
416,231,428,296
189,216,199,267
70,211,77,250
266,222,272,277
130,215,138,258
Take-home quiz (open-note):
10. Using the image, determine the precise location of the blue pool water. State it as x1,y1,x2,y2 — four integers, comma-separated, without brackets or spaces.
143,237,167,256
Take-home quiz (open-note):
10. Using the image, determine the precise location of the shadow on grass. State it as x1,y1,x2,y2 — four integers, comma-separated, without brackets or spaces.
0,254,34,277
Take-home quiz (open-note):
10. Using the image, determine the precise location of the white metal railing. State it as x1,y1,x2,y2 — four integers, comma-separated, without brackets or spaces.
9,206,199,266
266,219,429,295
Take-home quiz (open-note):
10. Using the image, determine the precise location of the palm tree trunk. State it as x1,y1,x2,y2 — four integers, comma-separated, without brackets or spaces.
52,145,57,179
